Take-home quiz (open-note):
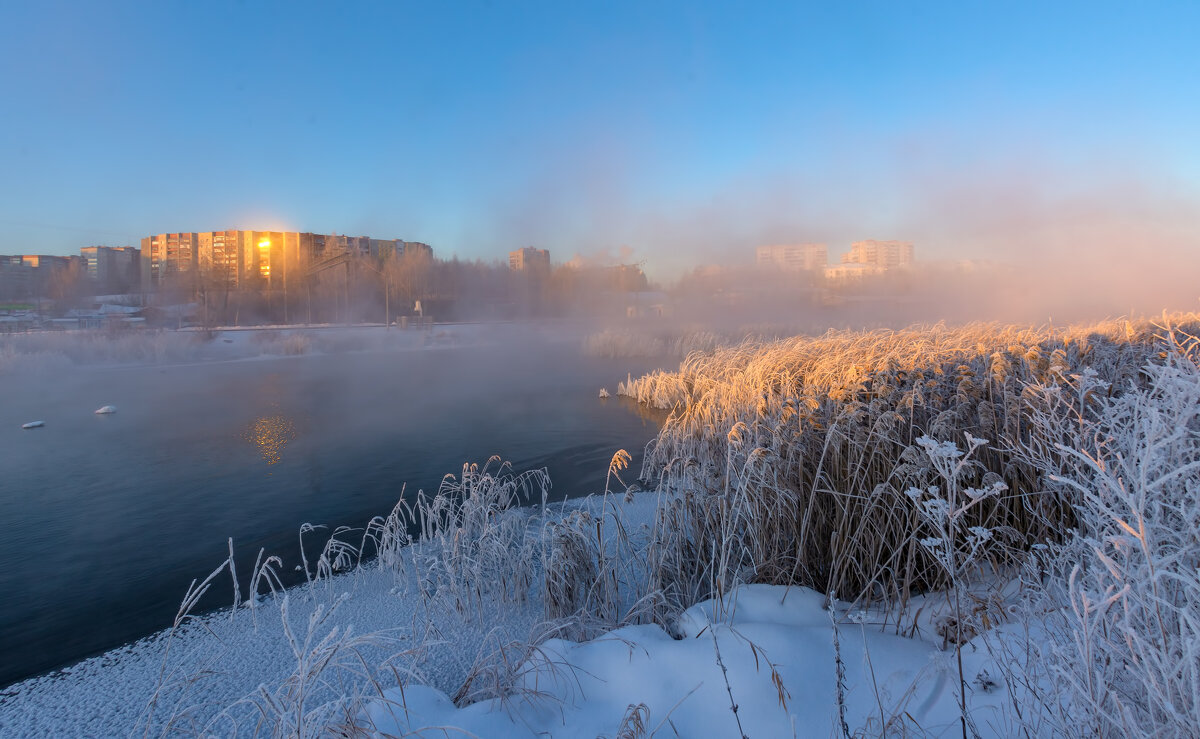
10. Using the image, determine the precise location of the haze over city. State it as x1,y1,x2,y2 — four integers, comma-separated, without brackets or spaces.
2,1,1198,283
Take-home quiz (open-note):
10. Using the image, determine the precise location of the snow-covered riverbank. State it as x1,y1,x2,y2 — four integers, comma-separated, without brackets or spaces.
0,486,1016,738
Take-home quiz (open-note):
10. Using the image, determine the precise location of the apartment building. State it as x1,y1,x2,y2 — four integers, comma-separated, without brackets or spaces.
840,240,914,269
141,232,200,287
755,243,828,271
80,246,140,294
141,230,427,291
509,246,550,272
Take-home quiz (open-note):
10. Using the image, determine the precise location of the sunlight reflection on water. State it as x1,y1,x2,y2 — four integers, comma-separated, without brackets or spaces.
246,414,296,465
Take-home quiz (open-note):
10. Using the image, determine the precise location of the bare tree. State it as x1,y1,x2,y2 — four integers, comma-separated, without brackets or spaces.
385,247,433,317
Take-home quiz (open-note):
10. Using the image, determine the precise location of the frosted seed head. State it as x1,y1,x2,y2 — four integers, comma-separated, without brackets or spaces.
967,526,993,543
916,435,963,460
964,432,989,449
964,484,1001,500
920,499,951,522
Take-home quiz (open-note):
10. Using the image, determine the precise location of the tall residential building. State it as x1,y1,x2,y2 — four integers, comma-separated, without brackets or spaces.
140,230,430,291
840,240,914,269
755,243,828,271
196,231,243,287
81,246,140,294
141,232,200,287
509,247,550,272
345,235,370,257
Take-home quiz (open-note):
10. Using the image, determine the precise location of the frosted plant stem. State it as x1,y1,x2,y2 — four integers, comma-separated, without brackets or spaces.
709,626,749,739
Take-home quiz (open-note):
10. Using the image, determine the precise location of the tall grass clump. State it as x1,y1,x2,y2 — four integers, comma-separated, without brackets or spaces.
141,458,557,736
363,457,550,615
621,314,1200,617
539,451,657,638
583,327,729,358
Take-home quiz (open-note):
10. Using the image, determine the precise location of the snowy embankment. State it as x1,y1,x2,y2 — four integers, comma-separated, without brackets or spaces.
366,584,1017,737
0,486,1009,738
0,486,611,736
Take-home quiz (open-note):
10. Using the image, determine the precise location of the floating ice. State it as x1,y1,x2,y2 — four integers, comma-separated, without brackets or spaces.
21,421,45,429
94,405,117,415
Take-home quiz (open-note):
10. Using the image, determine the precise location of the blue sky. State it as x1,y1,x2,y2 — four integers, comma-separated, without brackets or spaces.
1,1,1197,278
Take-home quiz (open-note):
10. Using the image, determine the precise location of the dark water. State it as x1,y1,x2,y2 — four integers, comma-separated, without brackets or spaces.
0,334,664,688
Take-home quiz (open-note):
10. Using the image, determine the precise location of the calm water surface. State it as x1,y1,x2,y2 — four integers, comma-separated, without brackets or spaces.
0,333,664,687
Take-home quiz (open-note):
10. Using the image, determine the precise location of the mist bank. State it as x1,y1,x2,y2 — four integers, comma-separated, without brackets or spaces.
667,259,1198,331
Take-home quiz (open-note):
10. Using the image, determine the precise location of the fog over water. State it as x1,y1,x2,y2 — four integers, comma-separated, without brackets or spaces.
0,326,665,688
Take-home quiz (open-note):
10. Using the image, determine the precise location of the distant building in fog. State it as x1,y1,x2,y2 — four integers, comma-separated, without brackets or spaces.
756,243,828,271
23,255,85,296
691,264,729,278
840,240,914,269
0,254,99,301
824,262,873,282
509,246,550,272
81,246,140,294
0,255,33,300
606,263,649,292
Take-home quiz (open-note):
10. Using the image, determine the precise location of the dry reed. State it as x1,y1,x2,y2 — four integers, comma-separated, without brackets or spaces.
621,314,1200,616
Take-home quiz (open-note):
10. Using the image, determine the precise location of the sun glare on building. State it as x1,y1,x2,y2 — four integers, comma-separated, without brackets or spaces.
258,239,271,278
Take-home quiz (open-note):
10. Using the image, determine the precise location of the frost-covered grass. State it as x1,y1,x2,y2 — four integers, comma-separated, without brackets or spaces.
120,457,668,737
582,327,730,358
0,459,651,736
995,326,1200,737
0,329,190,370
619,315,1200,611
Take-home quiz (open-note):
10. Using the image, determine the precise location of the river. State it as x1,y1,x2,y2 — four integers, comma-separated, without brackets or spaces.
0,325,664,688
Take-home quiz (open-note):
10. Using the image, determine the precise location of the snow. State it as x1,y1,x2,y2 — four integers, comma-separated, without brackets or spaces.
365,585,1018,737
0,490,1022,738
